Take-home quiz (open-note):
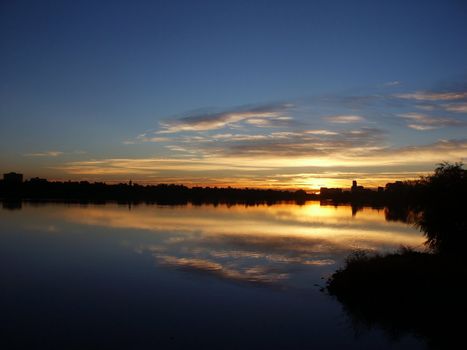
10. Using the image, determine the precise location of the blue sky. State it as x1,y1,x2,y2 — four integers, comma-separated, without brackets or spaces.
1,0,466,189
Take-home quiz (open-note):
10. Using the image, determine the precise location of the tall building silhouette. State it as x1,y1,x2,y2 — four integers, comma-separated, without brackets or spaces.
3,172,23,185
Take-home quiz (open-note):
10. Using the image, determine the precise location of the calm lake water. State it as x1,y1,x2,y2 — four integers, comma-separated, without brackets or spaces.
0,201,427,349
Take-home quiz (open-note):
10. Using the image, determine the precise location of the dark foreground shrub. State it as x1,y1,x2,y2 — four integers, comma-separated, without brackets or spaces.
327,248,467,349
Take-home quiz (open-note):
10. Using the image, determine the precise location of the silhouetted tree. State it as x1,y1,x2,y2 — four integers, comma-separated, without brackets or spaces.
416,162,467,255
381,163,467,254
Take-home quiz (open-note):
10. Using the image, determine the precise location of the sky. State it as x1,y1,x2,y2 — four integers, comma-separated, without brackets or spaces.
1,0,467,190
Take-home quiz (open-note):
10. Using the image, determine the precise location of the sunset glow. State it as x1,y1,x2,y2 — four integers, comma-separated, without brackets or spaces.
1,2,465,348
1,1,466,189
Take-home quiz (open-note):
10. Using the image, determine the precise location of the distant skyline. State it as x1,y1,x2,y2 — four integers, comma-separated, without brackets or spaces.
1,0,467,189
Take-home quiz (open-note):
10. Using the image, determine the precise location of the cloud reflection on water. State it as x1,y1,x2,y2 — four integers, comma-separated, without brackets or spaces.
16,202,425,286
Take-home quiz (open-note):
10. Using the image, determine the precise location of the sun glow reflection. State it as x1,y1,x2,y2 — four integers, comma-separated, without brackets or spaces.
11,202,425,286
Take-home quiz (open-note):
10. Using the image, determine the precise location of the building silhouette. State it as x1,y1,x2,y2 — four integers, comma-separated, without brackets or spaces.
351,180,364,192
3,172,23,185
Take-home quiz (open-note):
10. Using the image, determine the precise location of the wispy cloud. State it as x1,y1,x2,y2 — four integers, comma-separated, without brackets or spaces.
305,129,339,135
220,127,386,158
157,104,293,134
54,157,275,176
399,113,466,130
211,133,269,141
55,138,467,189
384,81,401,87
324,115,364,124
395,91,467,101
443,103,467,113
24,151,64,157
63,85,467,188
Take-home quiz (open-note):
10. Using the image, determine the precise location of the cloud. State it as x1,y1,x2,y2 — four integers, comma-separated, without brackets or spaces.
399,113,466,130
165,145,200,154
443,103,467,113
324,115,364,124
407,124,438,131
384,81,401,87
55,86,467,188
395,91,467,101
55,132,467,188
133,128,383,158
215,127,386,158
54,157,275,176
157,104,292,133
211,133,269,141
305,130,339,135
24,151,64,157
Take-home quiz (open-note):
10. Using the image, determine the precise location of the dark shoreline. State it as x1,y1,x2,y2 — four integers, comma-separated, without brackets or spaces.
0,179,316,204
1,198,312,209
326,249,466,349
0,178,423,209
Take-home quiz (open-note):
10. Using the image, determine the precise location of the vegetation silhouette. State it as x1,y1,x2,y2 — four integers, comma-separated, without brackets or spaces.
416,162,467,255
0,177,312,205
327,163,467,349
1,166,457,209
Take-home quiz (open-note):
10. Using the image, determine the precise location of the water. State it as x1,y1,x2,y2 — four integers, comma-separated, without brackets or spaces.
0,202,427,349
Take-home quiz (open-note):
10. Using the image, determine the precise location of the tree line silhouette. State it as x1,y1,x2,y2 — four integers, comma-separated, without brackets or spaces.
0,177,311,205
4,166,463,210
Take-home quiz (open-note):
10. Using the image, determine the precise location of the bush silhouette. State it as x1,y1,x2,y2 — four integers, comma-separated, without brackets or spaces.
417,162,467,255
